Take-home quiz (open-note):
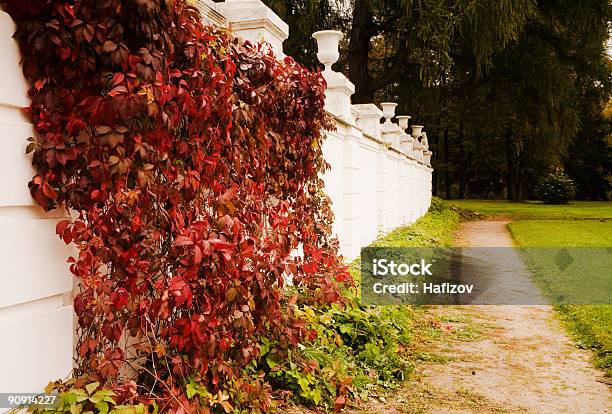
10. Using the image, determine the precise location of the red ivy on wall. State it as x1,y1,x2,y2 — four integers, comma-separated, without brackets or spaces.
2,0,350,411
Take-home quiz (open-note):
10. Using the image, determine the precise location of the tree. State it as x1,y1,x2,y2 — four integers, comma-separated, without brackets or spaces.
346,0,535,103
268,0,612,200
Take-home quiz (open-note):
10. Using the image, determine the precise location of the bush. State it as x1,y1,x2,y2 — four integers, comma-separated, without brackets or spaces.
535,172,577,204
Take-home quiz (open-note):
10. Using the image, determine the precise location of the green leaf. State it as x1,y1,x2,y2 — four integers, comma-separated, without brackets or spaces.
186,383,196,399
70,402,82,414
85,382,99,396
266,355,278,369
95,401,109,414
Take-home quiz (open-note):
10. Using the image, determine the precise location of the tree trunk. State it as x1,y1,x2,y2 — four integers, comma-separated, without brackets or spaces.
457,126,467,199
505,130,516,200
348,0,374,103
444,126,451,199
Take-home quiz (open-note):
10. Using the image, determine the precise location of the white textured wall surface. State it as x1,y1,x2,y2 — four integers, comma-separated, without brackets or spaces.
0,11,73,395
323,118,433,260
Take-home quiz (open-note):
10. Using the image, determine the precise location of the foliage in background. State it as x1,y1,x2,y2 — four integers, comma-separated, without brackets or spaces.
274,0,612,201
264,0,349,69
534,172,577,204
3,0,351,412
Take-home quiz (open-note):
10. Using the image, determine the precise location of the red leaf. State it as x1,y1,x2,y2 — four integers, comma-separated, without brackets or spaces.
42,181,57,200
220,185,237,202
111,73,124,87
34,78,47,91
102,40,117,53
55,219,71,236
174,235,193,247
58,47,71,60
108,86,127,97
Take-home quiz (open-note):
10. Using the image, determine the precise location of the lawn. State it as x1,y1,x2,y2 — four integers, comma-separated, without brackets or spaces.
450,199,612,220
509,220,612,246
455,199,612,375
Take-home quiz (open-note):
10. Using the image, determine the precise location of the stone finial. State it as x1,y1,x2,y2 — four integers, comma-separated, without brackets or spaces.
411,125,424,140
396,115,411,132
312,30,343,75
380,102,400,148
423,150,432,166
312,30,355,121
396,115,414,155
411,125,424,161
380,102,397,127
421,131,431,165
421,131,429,148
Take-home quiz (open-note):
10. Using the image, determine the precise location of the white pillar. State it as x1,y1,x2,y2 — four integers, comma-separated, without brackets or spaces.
411,125,424,162
396,115,414,155
312,30,355,122
353,104,383,139
218,0,289,56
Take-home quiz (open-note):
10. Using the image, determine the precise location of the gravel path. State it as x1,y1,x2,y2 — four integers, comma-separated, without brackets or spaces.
416,220,612,413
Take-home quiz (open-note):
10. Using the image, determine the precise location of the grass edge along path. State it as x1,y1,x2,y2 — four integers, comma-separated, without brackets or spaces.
450,199,612,220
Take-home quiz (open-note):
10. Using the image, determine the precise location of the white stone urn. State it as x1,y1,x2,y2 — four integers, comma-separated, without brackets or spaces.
396,115,411,132
397,115,414,154
312,30,343,74
411,124,424,139
380,102,398,125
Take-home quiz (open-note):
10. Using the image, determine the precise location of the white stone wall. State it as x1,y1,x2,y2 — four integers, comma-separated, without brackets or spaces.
322,117,432,260
0,11,74,395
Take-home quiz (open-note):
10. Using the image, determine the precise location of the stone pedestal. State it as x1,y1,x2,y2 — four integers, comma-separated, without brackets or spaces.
218,0,288,55
323,71,356,122
382,124,401,149
423,150,432,166
353,104,382,139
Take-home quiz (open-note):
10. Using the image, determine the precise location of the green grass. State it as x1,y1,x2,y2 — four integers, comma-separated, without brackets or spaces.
456,199,612,376
507,220,612,376
372,197,460,248
450,199,612,220
509,220,612,246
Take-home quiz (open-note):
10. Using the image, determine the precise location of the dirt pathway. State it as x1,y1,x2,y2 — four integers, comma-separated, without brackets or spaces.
412,220,611,413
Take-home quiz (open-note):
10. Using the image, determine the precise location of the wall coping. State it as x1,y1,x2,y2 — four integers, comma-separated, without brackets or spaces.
330,112,429,166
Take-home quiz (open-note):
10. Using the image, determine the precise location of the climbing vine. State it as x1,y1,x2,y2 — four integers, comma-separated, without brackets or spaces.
2,0,349,411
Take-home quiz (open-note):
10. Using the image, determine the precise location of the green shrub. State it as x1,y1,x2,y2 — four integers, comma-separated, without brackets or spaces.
535,172,577,204
261,303,415,410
